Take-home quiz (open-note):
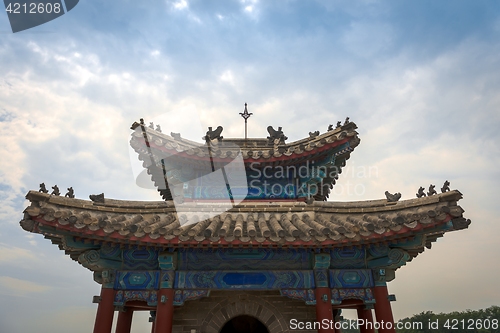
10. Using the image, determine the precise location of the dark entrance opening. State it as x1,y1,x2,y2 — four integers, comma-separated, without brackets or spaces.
220,315,269,333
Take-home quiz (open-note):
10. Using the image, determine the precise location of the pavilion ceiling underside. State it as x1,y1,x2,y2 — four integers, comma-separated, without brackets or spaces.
141,149,353,202
21,191,470,254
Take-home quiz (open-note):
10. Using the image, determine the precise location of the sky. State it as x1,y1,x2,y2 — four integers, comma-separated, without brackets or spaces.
0,0,499,332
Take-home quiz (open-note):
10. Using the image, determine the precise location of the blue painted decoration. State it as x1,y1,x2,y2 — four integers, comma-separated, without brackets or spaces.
175,270,315,290
115,271,160,290
329,269,373,288
114,290,158,306
178,248,311,270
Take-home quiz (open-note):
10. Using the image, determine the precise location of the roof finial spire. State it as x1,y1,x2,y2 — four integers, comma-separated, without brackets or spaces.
239,102,253,140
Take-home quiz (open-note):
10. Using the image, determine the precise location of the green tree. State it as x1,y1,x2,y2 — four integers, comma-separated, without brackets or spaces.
396,306,500,333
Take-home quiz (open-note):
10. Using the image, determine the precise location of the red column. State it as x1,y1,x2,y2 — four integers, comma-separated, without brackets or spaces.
373,286,396,333
93,287,115,333
315,287,335,333
115,308,133,333
357,307,375,333
154,289,174,333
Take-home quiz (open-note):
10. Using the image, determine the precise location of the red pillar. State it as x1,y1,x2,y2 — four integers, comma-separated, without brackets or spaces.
373,286,396,333
93,287,115,333
357,307,375,333
115,308,133,333
315,287,335,333
154,289,174,333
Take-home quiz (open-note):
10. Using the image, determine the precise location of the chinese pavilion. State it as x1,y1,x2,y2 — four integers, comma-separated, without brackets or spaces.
19,115,471,333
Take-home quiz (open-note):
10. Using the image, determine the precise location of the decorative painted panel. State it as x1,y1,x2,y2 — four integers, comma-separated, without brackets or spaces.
330,259,366,269
158,252,176,270
367,248,409,269
159,271,175,289
100,244,122,261
331,248,366,260
314,270,329,288
330,247,366,269
175,270,315,290
123,248,158,270
173,290,210,306
314,254,330,269
367,244,390,258
331,288,375,305
115,271,160,290
178,248,311,270
114,290,158,306
280,289,316,305
78,249,122,271
329,269,373,288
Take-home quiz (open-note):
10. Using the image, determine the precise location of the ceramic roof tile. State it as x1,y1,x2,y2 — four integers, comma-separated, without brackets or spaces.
21,190,470,253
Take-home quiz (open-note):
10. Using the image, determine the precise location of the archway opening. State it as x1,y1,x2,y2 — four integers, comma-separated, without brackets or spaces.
220,315,269,333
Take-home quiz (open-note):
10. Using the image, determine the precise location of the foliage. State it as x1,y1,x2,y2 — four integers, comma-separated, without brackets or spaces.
334,306,500,333
396,306,500,333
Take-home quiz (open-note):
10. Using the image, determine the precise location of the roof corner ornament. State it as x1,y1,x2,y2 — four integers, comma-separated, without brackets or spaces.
171,132,182,141
51,185,60,196
239,103,253,140
144,120,162,133
309,131,320,138
65,187,75,198
39,183,48,193
267,126,287,145
427,184,437,196
204,126,223,142
441,180,450,193
385,191,401,202
328,124,333,131
416,186,426,198
344,117,350,126
89,193,105,203
336,121,342,128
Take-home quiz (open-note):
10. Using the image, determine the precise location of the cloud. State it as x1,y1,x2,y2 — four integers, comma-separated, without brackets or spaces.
219,69,235,86
172,0,188,11
241,0,258,10
0,276,51,297
0,244,37,264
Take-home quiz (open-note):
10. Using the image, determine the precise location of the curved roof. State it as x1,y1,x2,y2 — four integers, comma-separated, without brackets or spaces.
130,121,360,201
21,190,470,257
129,121,360,164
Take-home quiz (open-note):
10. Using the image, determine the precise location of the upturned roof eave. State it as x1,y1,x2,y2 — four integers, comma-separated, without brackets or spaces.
21,190,470,250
